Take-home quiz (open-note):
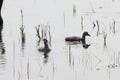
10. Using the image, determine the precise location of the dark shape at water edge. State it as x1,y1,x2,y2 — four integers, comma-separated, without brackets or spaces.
0,0,3,25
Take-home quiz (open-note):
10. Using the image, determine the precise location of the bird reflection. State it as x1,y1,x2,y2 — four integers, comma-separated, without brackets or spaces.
82,44,91,49
66,42,91,49
37,39,51,63
0,25,6,70
43,51,49,63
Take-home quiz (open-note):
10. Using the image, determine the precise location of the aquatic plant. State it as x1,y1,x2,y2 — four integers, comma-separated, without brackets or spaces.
103,31,107,48
96,20,100,36
113,20,116,34
81,16,84,30
35,25,41,41
73,5,76,16
92,21,96,29
20,9,25,44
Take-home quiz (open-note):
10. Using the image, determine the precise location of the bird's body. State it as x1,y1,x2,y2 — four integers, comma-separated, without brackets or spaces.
65,36,81,41
38,39,51,53
39,47,51,53
65,32,90,44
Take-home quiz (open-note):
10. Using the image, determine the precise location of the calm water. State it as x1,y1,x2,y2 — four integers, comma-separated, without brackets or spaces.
1,0,120,80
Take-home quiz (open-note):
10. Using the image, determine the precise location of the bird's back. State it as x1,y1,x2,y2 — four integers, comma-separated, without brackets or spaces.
65,36,81,41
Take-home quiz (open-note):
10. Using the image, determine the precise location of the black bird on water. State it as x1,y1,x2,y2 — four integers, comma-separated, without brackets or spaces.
38,39,51,53
0,0,3,26
38,39,51,63
65,31,90,44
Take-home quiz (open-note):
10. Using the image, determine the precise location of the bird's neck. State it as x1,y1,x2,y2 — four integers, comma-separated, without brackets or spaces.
82,35,86,40
44,42,49,49
82,35,86,44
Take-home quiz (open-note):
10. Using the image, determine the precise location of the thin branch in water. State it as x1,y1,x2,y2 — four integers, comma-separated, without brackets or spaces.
20,25,25,45
92,21,96,29
48,25,51,46
41,26,44,39
44,25,48,38
113,20,116,34
89,2,95,13
81,16,83,30
20,9,25,46
103,32,107,48
35,25,41,41
21,9,24,26
27,60,29,80
73,5,76,16
96,20,100,36
69,45,71,66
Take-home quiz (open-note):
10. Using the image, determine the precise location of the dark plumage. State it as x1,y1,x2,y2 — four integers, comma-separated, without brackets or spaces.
65,31,90,44
0,0,3,25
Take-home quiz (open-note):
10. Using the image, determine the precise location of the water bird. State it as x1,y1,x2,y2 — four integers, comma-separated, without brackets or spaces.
0,0,3,26
65,31,90,44
38,39,51,53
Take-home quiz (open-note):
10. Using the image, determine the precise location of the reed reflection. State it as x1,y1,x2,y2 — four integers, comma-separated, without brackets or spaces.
0,25,5,54
0,25,6,70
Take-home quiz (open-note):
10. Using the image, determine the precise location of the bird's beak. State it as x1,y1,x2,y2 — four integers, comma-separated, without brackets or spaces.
88,34,90,36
